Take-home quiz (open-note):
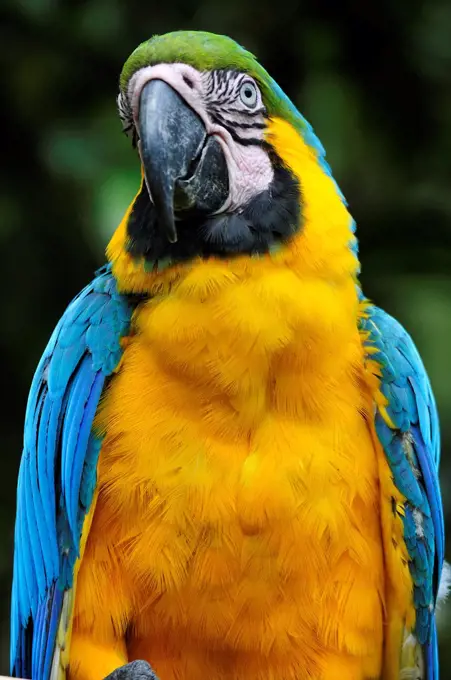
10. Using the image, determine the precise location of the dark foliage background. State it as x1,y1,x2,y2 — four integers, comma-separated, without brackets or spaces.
1,0,451,674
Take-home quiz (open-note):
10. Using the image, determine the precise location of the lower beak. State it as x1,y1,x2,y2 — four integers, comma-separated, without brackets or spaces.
138,79,229,244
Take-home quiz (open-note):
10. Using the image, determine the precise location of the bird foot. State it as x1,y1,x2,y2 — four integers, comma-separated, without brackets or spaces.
104,660,159,680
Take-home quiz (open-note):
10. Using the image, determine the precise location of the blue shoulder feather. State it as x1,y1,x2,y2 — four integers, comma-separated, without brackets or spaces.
10,266,133,680
361,306,444,680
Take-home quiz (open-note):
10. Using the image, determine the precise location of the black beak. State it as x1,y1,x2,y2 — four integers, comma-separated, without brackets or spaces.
138,80,229,244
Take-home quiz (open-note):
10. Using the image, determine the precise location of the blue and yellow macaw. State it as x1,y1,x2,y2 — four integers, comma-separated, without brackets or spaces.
11,31,447,680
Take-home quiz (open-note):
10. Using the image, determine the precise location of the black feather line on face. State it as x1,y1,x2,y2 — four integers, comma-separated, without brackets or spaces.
126,153,302,268
209,112,266,146
209,109,266,129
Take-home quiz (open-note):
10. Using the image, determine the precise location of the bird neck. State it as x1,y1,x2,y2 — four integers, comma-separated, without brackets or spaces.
106,116,358,298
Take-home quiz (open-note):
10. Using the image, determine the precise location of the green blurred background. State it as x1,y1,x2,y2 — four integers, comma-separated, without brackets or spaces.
1,0,451,674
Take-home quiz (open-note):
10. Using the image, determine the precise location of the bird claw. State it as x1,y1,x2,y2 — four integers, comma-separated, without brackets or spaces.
104,660,160,680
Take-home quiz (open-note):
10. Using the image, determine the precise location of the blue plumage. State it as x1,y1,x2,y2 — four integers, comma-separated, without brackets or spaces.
362,306,444,679
10,266,132,680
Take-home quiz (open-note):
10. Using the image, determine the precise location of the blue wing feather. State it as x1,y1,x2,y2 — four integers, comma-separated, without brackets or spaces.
67,370,106,543
362,306,444,679
10,266,133,680
61,355,99,541
37,395,59,570
32,591,47,678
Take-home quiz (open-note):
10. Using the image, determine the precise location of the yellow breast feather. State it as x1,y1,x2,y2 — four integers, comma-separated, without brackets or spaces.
69,117,409,680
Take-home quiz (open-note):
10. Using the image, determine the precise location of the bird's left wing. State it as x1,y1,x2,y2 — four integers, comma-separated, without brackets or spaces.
10,266,133,680
361,305,445,680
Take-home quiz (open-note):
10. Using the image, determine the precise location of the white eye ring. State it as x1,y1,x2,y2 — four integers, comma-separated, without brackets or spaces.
239,81,258,108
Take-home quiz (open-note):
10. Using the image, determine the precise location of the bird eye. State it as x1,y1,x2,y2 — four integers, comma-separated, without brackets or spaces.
239,81,258,108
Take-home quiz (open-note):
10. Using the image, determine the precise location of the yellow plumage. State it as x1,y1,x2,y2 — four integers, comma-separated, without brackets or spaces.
67,118,413,680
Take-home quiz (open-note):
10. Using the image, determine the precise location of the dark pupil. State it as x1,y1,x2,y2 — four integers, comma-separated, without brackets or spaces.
244,87,253,99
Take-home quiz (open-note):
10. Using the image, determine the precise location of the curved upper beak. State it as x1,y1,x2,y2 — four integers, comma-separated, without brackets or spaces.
138,79,229,244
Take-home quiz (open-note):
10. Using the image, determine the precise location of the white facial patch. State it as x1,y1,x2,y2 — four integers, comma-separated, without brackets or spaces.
124,63,274,214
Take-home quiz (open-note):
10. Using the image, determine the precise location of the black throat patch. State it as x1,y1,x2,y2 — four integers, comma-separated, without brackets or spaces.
126,154,301,269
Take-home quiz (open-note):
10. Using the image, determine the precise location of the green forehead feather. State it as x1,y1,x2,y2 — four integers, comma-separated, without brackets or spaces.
120,31,258,87
120,31,304,136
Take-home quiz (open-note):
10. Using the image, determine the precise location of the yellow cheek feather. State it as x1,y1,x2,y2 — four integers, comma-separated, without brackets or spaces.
69,117,413,680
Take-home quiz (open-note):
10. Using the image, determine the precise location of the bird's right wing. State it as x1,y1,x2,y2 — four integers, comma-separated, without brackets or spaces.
11,266,133,680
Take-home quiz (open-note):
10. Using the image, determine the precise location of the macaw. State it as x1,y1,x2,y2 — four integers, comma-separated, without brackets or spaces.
10,30,447,680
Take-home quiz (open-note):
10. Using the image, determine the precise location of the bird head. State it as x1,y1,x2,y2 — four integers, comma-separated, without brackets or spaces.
108,31,357,290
